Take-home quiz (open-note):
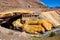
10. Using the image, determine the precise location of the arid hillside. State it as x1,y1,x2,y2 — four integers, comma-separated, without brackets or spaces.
0,0,47,8
0,0,60,14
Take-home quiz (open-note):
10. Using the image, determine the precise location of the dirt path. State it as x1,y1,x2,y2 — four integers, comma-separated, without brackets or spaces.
0,26,29,40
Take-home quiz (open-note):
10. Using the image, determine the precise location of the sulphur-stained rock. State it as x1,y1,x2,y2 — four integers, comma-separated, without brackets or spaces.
0,9,60,34
39,19,52,31
41,11,60,27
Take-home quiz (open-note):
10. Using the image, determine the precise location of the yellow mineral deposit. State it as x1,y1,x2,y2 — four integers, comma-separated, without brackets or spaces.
41,11,60,27
23,25,45,34
12,19,23,28
1,10,60,34
0,9,34,18
39,19,52,31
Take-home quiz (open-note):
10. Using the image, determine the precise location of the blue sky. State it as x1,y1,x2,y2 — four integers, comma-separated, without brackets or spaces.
40,0,60,8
